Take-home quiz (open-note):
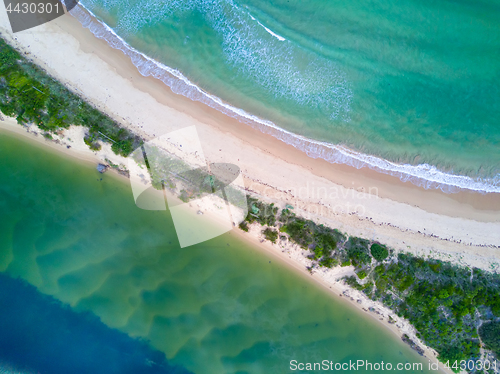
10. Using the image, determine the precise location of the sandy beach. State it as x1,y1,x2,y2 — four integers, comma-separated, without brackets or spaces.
0,118,450,373
1,12,499,265
1,6,500,373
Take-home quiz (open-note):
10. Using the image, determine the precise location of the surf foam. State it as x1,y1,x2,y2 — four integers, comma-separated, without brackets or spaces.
69,4,500,194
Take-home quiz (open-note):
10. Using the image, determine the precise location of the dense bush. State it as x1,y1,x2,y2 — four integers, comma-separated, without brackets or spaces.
244,197,279,227
262,228,278,243
479,321,500,359
356,270,367,279
237,196,500,369
0,38,142,156
345,237,371,268
370,243,389,261
238,221,249,232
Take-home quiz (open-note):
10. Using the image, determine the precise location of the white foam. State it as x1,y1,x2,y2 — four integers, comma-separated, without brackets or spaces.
247,13,285,41
69,4,500,194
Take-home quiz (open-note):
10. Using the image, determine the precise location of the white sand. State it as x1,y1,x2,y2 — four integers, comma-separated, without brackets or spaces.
2,8,500,373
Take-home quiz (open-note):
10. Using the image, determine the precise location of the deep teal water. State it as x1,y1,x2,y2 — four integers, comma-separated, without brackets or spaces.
76,0,500,191
0,131,436,373
0,273,191,374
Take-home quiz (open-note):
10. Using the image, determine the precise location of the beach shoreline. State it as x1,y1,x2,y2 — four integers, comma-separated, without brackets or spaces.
0,118,450,373
1,8,499,373
0,12,498,259
2,13,500,218
63,4,500,196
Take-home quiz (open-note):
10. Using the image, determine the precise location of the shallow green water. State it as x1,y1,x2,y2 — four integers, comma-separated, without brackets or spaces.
78,0,500,189
0,131,436,373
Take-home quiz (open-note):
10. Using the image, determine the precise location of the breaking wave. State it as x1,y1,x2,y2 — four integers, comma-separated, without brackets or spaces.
69,4,500,194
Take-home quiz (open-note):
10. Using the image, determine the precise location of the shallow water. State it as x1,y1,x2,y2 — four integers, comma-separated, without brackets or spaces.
0,131,436,373
75,0,500,192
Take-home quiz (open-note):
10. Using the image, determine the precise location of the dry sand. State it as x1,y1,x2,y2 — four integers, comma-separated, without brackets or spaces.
0,11,498,267
1,7,500,373
2,117,449,372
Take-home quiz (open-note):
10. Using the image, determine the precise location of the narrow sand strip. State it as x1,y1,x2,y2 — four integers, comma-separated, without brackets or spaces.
0,118,451,373
1,8,500,372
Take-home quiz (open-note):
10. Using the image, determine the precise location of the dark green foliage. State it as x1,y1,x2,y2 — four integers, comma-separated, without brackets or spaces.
84,134,102,151
278,208,346,262
244,197,279,227
238,221,249,232
0,37,142,156
345,237,371,268
359,252,500,365
356,270,367,279
370,243,389,261
318,256,338,268
479,321,500,359
262,228,278,243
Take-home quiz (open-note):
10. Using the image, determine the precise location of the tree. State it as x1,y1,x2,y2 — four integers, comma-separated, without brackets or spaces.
370,243,389,261
479,321,500,358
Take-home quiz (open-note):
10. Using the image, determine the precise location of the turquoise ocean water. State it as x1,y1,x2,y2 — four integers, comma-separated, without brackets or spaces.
71,0,500,193
0,131,435,373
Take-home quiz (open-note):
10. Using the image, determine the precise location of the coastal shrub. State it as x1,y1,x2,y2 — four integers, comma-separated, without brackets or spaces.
262,228,278,243
279,219,311,248
394,274,414,292
364,252,500,365
345,237,371,268
84,135,102,151
370,243,389,261
478,321,500,358
375,278,388,292
0,37,142,156
244,197,278,226
341,260,351,267
428,261,442,273
319,256,338,268
374,264,386,277
343,276,364,291
279,212,346,258
356,270,367,279
238,221,249,232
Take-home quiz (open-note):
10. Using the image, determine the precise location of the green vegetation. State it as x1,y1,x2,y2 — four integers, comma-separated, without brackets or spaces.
356,269,367,280
239,194,500,370
0,37,142,156
279,208,346,264
370,243,389,261
245,197,279,226
1,35,498,372
238,221,249,232
345,254,500,370
479,321,500,358
262,228,278,243
345,237,371,268
84,134,102,151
